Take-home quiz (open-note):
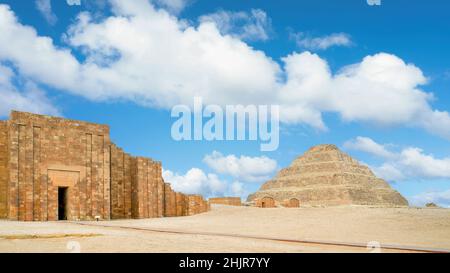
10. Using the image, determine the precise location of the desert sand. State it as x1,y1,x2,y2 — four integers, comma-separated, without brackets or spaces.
1,205,449,253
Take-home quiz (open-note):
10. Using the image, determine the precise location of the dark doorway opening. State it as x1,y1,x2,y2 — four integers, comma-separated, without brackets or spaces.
261,197,275,208
58,187,68,220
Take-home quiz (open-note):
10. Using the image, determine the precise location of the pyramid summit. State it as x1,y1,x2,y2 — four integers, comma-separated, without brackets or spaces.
248,144,408,207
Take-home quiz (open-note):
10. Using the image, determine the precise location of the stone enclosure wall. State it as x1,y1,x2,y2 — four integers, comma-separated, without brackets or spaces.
0,111,208,221
5,111,111,221
110,145,133,219
187,195,209,215
163,185,209,217
0,121,8,218
209,197,242,206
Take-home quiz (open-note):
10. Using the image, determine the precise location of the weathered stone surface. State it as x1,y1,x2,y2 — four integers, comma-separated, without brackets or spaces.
163,183,176,217
248,144,408,207
4,111,111,221
110,144,133,219
0,121,8,218
255,196,276,208
209,197,242,206
0,111,209,221
187,195,209,215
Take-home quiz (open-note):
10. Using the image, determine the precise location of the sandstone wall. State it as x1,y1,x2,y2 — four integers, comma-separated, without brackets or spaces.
163,185,209,217
110,145,133,219
111,151,202,220
1,111,209,221
7,111,111,221
187,195,209,215
175,192,188,216
163,183,177,217
132,158,164,218
0,121,8,218
209,197,241,206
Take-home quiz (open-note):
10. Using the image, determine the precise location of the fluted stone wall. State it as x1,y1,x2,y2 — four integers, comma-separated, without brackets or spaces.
163,184,209,217
175,192,188,216
0,121,8,218
187,195,209,215
133,158,164,219
0,111,209,221
110,145,133,219
4,111,111,221
163,183,176,217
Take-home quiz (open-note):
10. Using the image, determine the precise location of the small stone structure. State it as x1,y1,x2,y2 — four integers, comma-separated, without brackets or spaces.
248,144,408,207
282,198,300,208
209,197,242,206
255,197,276,208
0,111,208,221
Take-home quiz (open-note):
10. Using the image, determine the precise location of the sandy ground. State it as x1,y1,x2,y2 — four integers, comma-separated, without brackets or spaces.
1,205,449,253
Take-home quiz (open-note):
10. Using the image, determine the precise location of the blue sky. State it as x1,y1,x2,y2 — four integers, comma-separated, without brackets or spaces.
0,0,449,206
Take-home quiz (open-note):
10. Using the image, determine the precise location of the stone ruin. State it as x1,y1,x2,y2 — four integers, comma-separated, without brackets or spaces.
248,144,408,207
209,197,242,206
0,111,209,221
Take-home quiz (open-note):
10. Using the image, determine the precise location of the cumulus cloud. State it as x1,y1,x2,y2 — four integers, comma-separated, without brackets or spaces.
163,150,275,198
291,32,352,50
67,0,81,6
0,2,449,139
343,136,396,159
199,9,272,42
344,137,450,181
410,189,450,208
203,151,278,182
398,147,450,179
230,181,246,197
371,163,406,182
278,52,448,136
162,168,227,196
0,64,60,117
35,0,57,25
154,0,189,14
161,167,252,198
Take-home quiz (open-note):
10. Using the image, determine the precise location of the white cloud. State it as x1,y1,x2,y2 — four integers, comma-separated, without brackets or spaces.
0,64,60,117
162,167,234,197
0,2,449,139
398,147,450,179
67,0,81,6
162,167,250,199
410,189,450,208
162,150,276,198
371,163,406,182
291,32,352,50
35,0,57,25
154,0,189,14
230,181,245,196
199,9,272,42
343,136,396,159
203,151,278,182
344,137,450,181
279,52,450,138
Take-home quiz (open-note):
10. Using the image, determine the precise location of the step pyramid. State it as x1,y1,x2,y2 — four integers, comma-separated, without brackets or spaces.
247,144,408,207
